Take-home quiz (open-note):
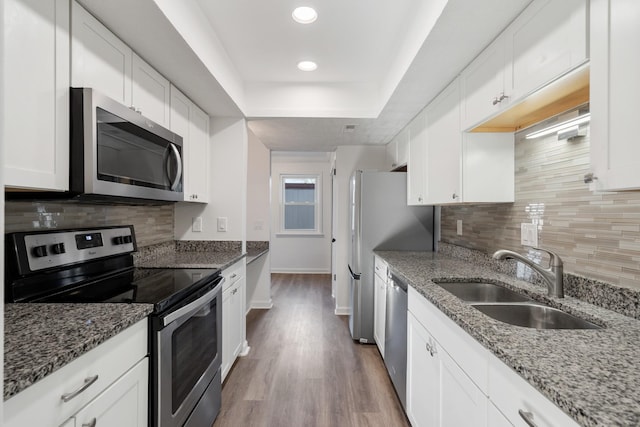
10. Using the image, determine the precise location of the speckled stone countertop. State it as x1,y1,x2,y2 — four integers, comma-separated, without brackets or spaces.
375,250,640,427
4,303,153,400
135,240,245,270
246,241,269,265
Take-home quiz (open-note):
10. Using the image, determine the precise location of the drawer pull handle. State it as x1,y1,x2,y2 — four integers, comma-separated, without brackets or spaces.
61,375,99,402
232,288,238,295
82,418,97,427
230,273,237,279
518,409,538,427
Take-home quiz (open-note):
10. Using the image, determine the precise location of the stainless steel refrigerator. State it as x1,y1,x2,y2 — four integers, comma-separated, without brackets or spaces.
348,170,435,343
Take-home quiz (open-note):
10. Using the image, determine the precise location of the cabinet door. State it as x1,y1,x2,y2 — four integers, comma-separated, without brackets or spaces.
386,138,398,170
132,53,170,126
188,104,210,203
440,346,487,427
507,0,587,101
426,79,461,204
460,35,509,131
462,132,514,203
71,1,132,105
396,127,410,168
222,284,233,381
170,86,193,201
373,273,386,356
488,402,513,427
407,313,439,427
590,0,640,191
74,358,148,427
4,0,70,191
407,110,428,205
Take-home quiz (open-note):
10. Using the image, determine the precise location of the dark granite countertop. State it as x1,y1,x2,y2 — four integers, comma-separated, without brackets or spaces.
246,241,269,265
375,250,640,427
137,250,245,270
4,303,153,400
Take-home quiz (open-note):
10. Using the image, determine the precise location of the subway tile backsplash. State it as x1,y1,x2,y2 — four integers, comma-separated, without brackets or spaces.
441,126,640,291
4,201,174,247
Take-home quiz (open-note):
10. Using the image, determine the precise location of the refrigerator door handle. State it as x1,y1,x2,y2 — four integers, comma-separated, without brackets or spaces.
348,265,361,280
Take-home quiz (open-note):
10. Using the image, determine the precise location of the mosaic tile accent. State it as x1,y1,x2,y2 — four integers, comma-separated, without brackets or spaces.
442,125,640,291
5,201,175,247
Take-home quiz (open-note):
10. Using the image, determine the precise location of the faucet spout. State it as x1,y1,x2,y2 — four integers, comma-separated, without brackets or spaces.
492,248,564,298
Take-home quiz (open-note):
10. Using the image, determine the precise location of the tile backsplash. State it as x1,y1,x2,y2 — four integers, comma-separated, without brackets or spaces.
5,201,174,247
441,124,640,291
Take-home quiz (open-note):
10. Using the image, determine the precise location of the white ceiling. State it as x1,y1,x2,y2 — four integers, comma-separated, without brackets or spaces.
78,0,533,151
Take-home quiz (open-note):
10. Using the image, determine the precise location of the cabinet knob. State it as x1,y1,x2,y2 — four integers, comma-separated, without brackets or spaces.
492,97,500,106
498,92,509,102
452,193,458,200
82,418,97,427
518,410,538,427
418,196,423,203
584,173,598,184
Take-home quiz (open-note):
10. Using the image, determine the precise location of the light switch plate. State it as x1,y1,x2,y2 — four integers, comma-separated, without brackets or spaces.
521,223,538,247
192,217,203,233
217,217,228,232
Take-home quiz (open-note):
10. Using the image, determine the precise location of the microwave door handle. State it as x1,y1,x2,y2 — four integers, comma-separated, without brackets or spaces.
166,143,183,191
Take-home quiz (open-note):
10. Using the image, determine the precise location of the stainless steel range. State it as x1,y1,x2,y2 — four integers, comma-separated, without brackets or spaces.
5,226,223,427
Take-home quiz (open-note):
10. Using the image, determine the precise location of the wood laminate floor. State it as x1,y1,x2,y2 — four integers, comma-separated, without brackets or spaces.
213,273,410,427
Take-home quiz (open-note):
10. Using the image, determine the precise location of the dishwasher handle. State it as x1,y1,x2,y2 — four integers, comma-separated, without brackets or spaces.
389,272,408,292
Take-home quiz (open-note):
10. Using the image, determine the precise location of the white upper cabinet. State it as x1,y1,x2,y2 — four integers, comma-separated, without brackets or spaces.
71,1,170,126
71,1,132,105
170,85,210,203
505,0,588,101
407,110,428,205
590,0,640,191
132,53,170,126
461,0,588,131
4,0,70,191
460,36,510,131
426,80,462,204
386,127,410,170
462,133,514,203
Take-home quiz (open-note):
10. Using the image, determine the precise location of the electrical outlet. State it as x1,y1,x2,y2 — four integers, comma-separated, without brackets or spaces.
456,220,463,236
217,217,228,232
192,217,203,232
521,223,538,247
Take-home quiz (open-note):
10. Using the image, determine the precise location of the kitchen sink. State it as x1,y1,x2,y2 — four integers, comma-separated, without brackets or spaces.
435,281,534,303
472,303,602,330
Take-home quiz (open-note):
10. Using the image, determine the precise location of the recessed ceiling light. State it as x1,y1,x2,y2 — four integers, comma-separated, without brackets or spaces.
297,61,317,71
292,6,317,24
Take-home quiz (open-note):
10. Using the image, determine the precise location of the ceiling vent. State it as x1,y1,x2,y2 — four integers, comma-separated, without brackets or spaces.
343,124,357,133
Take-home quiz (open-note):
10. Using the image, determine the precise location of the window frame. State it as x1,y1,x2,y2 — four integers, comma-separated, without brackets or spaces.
279,173,322,235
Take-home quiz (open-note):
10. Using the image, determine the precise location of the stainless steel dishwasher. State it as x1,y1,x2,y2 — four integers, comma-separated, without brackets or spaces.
384,271,408,410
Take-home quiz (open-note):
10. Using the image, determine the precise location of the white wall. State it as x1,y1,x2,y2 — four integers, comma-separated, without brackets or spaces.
333,145,386,314
270,152,333,273
246,128,270,242
175,117,247,247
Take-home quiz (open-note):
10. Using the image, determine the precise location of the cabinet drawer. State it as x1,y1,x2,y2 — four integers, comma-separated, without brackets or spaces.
374,256,388,280
489,355,579,427
5,319,148,427
408,287,489,394
222,260,245,291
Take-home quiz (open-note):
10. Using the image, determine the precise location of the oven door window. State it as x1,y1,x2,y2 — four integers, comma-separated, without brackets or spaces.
171,298,218,412
96,108,181,191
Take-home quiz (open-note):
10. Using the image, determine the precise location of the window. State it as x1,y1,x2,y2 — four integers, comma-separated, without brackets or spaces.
281,174,321,233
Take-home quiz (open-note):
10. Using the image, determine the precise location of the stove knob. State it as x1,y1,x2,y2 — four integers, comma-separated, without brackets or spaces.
51,243,66,255
123,235,133,244
113,236,124,245
32,245,48,258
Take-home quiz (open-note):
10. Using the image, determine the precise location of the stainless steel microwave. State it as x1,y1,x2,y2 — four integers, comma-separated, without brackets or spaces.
70,88,184,202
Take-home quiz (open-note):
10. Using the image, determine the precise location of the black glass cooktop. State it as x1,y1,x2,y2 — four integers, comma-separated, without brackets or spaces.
8,262,220,313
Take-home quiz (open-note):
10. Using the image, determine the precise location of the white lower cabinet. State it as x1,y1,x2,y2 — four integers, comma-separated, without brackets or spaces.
73,358,148,427
373,256,388,356
4,319,148,427
221,259,248,382
407,311,487,427
407,287,578,427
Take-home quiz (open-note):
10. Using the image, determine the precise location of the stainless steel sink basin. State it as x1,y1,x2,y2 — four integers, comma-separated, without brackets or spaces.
472,304,602,330
436,281,534,303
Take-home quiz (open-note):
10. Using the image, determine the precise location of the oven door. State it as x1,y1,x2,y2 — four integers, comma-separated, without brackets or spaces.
153,276,223,427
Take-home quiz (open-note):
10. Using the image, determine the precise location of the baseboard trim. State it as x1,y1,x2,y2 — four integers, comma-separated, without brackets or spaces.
248,300,273,311
271,268,331,274
334,306,350,316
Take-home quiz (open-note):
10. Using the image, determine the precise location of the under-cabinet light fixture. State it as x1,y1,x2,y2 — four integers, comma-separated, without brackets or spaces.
525,113,591,140
292,7,317,24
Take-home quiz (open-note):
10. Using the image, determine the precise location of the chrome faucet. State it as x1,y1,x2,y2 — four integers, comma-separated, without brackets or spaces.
492,248,564,298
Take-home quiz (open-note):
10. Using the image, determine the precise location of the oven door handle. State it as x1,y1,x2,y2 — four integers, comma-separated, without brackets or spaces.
162,277,224,327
